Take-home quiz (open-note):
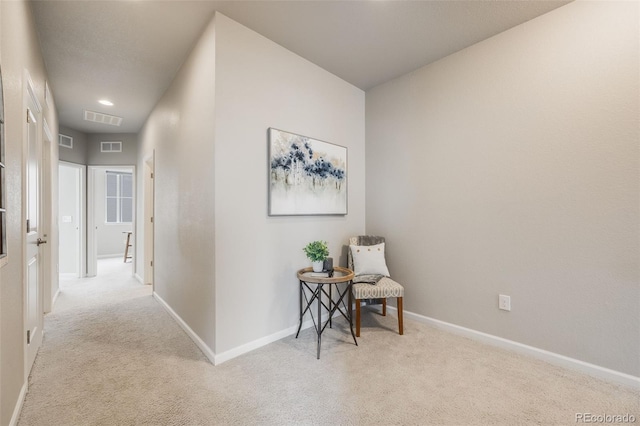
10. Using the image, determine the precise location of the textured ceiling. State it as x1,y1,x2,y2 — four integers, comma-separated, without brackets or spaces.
30,0,571,134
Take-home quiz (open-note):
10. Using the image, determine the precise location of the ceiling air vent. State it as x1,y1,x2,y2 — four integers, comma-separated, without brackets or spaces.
84,110,123,126
58,134,73,149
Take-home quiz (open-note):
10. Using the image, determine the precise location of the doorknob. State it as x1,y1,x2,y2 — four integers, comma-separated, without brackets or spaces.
36,238,47,246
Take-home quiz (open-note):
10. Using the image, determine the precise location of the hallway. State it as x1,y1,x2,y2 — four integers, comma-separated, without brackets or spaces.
19,259,215,424
17,259,640,425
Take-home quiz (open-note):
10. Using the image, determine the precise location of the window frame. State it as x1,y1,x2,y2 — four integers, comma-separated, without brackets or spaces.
105,171,133,224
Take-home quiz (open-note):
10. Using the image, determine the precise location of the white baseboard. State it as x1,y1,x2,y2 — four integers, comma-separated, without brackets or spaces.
154,293,637,388
134,273,143,284
59,272,78,279
153,289,330,366
51,288,61,309
9,382,27,426
386,306,640,389
214,315,323,365
152,292,216,365
97,254,124,259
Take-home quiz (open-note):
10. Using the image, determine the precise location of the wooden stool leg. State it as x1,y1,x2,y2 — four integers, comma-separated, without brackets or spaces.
382,298,387,316
355,298,361,337
397,297,404,335
123,232,131,263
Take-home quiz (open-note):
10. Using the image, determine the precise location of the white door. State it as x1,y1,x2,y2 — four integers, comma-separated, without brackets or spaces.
25,79,43,373
58,163,82,277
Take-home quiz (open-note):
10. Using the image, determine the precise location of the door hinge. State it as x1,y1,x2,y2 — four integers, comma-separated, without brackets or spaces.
26,109,31,124
150,260,153,267
151,172,154,179
26,219,30,233
27,329,31,344
150,217,153,223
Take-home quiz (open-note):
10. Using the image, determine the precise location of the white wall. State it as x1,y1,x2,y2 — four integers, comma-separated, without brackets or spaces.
137,12,365,358
0,0,59,423
213,13,365,355
365,1,639,376
137,14,217,350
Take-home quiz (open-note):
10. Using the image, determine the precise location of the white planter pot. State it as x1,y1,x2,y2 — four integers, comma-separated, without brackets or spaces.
312,261,324,272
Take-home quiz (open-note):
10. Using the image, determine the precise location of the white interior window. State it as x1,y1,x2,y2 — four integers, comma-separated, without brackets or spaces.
105,171,132,223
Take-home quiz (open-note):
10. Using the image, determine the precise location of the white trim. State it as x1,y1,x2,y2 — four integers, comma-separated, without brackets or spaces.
51,288,61,309
216,322,304,365
87,167,97,276
216,315,331,365
154,290,329,366
59,161,86,278
87,165,135,277
42,120,53,143
9,382,27,426
385,306,640,389
104,170,133,224
97,254,124,259
134,273,143,284
153,291,216,364
143,151,155,290
24,70,41,113
44,80,53,109
23,69,44,383
42,119,53,313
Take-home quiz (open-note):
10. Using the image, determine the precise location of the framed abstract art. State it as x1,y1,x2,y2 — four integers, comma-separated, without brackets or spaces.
268,128,347,216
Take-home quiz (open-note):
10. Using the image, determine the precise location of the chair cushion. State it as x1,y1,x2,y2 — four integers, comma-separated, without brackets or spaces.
352,277,404,299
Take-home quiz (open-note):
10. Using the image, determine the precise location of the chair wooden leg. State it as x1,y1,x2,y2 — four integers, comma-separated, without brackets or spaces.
397,297,404,335
382,298,387,316
355,298,361,337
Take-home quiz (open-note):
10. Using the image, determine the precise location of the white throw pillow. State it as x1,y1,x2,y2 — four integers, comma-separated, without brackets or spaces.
350,243,390,276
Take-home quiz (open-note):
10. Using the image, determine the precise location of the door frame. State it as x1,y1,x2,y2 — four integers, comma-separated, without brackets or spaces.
58,161,86,279
143,151,154,288
87,165,136,276
42,119,54,312
23,70,44,379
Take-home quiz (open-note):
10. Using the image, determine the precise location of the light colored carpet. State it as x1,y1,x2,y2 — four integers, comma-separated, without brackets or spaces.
18,258,639,425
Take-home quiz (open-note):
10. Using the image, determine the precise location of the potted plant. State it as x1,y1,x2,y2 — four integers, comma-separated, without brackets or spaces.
303,240,329,272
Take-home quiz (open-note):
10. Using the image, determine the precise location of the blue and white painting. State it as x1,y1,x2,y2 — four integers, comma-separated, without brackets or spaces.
269,128,347,215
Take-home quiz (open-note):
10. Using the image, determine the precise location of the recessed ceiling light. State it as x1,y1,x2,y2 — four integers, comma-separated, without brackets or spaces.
98,99,114,106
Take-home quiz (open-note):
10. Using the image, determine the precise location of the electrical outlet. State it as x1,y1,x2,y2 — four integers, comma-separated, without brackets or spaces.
499,294,511,311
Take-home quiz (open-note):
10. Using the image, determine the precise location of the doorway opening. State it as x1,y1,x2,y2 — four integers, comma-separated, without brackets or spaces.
87,165,136,277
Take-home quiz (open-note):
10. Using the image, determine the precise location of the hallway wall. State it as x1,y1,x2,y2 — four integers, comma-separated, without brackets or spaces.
213,13,365,355
365,1,639,376
137,12,365,359
87,133,137,166
58,125,88,165
137,13,217,351
0,1,59,424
